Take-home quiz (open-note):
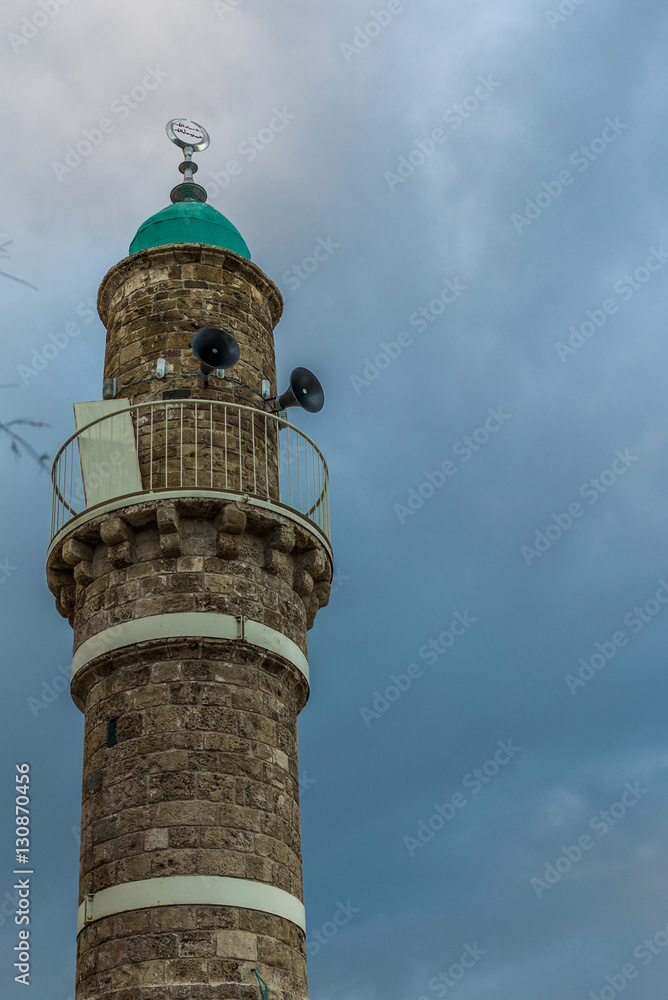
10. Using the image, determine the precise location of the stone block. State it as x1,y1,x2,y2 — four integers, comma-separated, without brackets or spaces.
149,771,196,801
150,848,197,876
217,534,242,559
256,936,292,971
74,560,96,586
297,547,327,578
116,805,152,834
218,505,246,535
244,855,273,883
196,848,245,878
200,827,254,852
151,662,182,683
292,569,313,598
192,904,238,930
108,541,134,568
60,584,76,614
195,772,235,802
127,932,179,962
62,537,95,566
315,580,331,609
150,905,198,933
100,517,133,546
160,532,182,558
178,931,216,957
164,958,208,984
168,826,200,849
215,930,257,961
267,524,295,554
218,803,262,834
115,852,152,883
144,828,169,851
207,958,243,984
176,556,205,573
155,801,218,827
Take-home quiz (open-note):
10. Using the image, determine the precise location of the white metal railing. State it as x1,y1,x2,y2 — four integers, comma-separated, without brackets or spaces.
50,399,330,544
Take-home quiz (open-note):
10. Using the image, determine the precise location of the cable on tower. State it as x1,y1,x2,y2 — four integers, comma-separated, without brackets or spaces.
252,968,269,1000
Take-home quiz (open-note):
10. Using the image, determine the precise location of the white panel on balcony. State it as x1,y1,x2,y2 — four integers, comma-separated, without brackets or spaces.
73,400,142,508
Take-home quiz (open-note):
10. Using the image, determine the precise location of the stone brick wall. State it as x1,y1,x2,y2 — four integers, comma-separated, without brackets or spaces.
97,245,285,507
47,243,333,1000
77,905,306,1000
48,495,331,1000
75,640,307,1000
78,640,305,898
47,498,331,646
132,402,281,500
98,245,283,409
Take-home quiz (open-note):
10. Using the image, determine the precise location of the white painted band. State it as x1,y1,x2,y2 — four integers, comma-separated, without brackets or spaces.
71,612,309,684
77,875,305,933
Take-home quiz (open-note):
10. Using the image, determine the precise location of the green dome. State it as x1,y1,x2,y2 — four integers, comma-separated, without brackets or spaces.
129,201,251,258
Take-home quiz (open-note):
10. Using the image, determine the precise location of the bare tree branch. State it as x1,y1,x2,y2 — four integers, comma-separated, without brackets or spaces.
0,417,50,469
0,269,39,291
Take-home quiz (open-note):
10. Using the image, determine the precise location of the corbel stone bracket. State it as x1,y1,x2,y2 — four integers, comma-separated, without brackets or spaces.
216,503,247,559
46,496,333,627
155,502,181,557
100,517,134,567
264,524,296,579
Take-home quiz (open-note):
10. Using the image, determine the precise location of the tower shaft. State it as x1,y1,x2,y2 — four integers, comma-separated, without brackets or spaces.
47,244,332,1000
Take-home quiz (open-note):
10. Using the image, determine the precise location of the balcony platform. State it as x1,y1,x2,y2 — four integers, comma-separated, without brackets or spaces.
49,398,330,557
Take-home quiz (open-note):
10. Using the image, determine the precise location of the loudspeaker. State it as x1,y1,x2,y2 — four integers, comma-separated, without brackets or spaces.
192,328,240,376
276,368,324,413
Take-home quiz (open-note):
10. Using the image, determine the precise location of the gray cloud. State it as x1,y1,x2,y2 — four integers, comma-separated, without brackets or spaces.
3,0,668,997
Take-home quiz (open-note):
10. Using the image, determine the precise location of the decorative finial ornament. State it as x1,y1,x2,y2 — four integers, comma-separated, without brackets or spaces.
166,118,211,204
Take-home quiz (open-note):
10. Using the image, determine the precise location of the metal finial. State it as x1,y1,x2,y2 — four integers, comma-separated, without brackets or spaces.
166,119,210,204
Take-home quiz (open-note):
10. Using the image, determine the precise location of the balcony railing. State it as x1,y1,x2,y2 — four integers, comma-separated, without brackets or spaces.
50,398,330,545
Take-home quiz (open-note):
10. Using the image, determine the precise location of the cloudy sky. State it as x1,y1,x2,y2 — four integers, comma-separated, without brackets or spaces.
3,0,668,997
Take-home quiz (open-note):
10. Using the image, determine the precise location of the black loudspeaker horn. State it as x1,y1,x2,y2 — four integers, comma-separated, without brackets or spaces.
276,367,324,413
192,328,240,377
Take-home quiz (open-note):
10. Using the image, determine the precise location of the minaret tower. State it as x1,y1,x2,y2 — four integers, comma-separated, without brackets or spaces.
46,120,332,1000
